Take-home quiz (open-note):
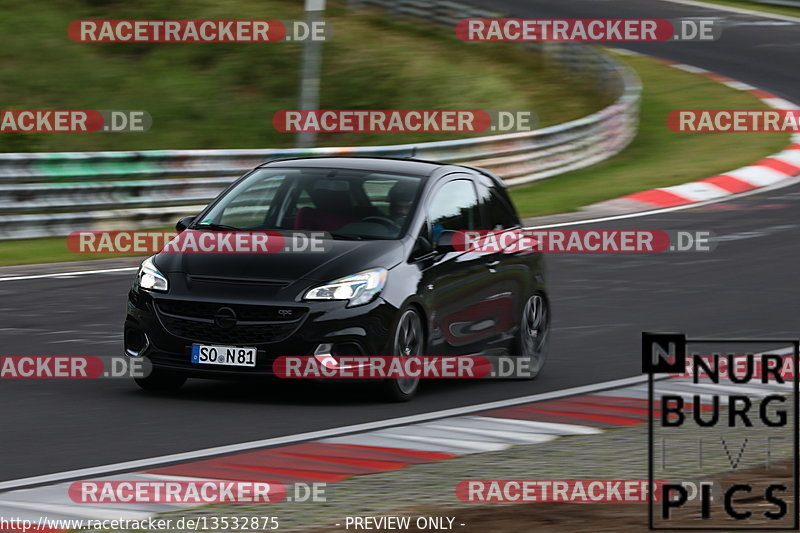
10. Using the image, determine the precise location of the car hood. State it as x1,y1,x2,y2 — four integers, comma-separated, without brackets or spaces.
153,235,406,283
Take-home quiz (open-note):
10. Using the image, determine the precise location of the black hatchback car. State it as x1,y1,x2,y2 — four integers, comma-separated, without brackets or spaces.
124,157,548,400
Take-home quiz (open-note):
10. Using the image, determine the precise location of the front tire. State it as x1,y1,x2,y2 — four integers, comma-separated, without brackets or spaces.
134,366,186,392
515,293,549,380
381,308,424,402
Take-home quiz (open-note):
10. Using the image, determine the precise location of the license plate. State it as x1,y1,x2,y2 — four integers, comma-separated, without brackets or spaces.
190,344,257,367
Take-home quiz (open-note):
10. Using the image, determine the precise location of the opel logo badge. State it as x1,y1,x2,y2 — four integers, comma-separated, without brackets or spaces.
213,306,237,329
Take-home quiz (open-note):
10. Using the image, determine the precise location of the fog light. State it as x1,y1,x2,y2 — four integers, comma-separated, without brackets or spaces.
124,327,149,357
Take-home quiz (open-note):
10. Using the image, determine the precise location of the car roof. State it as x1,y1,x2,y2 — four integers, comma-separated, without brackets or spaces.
258,156,508,188
260,156,447,176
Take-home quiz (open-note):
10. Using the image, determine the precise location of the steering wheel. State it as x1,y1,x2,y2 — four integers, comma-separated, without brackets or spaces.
361,216,400,230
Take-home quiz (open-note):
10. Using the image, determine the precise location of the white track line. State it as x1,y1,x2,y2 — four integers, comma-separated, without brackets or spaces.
656,0,800,23
0,374,651,492
0,267,137,283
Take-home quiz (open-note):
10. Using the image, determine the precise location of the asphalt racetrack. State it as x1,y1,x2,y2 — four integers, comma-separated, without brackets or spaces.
1,0,798,484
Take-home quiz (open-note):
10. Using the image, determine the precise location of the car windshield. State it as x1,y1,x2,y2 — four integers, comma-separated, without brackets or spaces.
193,166,423,239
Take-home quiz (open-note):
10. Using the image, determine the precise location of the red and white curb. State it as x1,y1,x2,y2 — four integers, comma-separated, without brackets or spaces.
0,368,792,531
595,51,800,212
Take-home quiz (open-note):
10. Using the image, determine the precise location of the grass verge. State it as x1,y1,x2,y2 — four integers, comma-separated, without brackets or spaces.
508,51,790,217
0,236,148,267
0,0,603,152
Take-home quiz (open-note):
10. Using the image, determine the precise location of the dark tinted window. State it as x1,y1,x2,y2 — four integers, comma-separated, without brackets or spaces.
429,179,479,229
423,179,479,245
482,187,519,230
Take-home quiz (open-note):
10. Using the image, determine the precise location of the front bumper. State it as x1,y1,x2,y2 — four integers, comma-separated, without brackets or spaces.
124,287,397,379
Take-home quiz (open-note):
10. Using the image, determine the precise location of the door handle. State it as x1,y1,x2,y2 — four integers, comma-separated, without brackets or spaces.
486,260,500,267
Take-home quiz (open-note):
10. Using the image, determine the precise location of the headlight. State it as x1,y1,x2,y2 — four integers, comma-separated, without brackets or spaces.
135,256,168,292
304,268,387,307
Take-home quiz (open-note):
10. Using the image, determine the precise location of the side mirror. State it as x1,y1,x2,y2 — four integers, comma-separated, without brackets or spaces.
176,216,196,232
435,230,457,254
411,235,434,261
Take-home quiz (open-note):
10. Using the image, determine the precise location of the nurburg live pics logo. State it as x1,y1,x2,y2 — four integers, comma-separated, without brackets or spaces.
642,332,800,529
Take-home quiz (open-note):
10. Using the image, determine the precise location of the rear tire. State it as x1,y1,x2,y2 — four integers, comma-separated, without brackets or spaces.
134,366,186,392
380,308,424,402
514,293,549,380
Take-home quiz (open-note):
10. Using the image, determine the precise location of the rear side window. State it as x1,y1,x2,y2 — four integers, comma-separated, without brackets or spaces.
482,187,519,230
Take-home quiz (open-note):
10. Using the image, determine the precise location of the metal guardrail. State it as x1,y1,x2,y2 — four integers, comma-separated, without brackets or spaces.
352,0,501,24
0,1,641,240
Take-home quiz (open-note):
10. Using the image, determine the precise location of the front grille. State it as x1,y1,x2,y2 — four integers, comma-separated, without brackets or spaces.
188,276,288,297
155,299,307,344
157,299,305,323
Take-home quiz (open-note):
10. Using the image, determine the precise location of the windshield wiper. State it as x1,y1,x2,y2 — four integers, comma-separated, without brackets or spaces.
328,232,365,241
192,222,241,231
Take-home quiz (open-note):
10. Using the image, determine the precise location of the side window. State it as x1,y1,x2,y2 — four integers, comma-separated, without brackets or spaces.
426,179,479,243
481,187,519,230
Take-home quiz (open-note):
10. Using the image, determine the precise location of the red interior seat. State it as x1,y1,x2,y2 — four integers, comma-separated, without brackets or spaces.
293,207,359,231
